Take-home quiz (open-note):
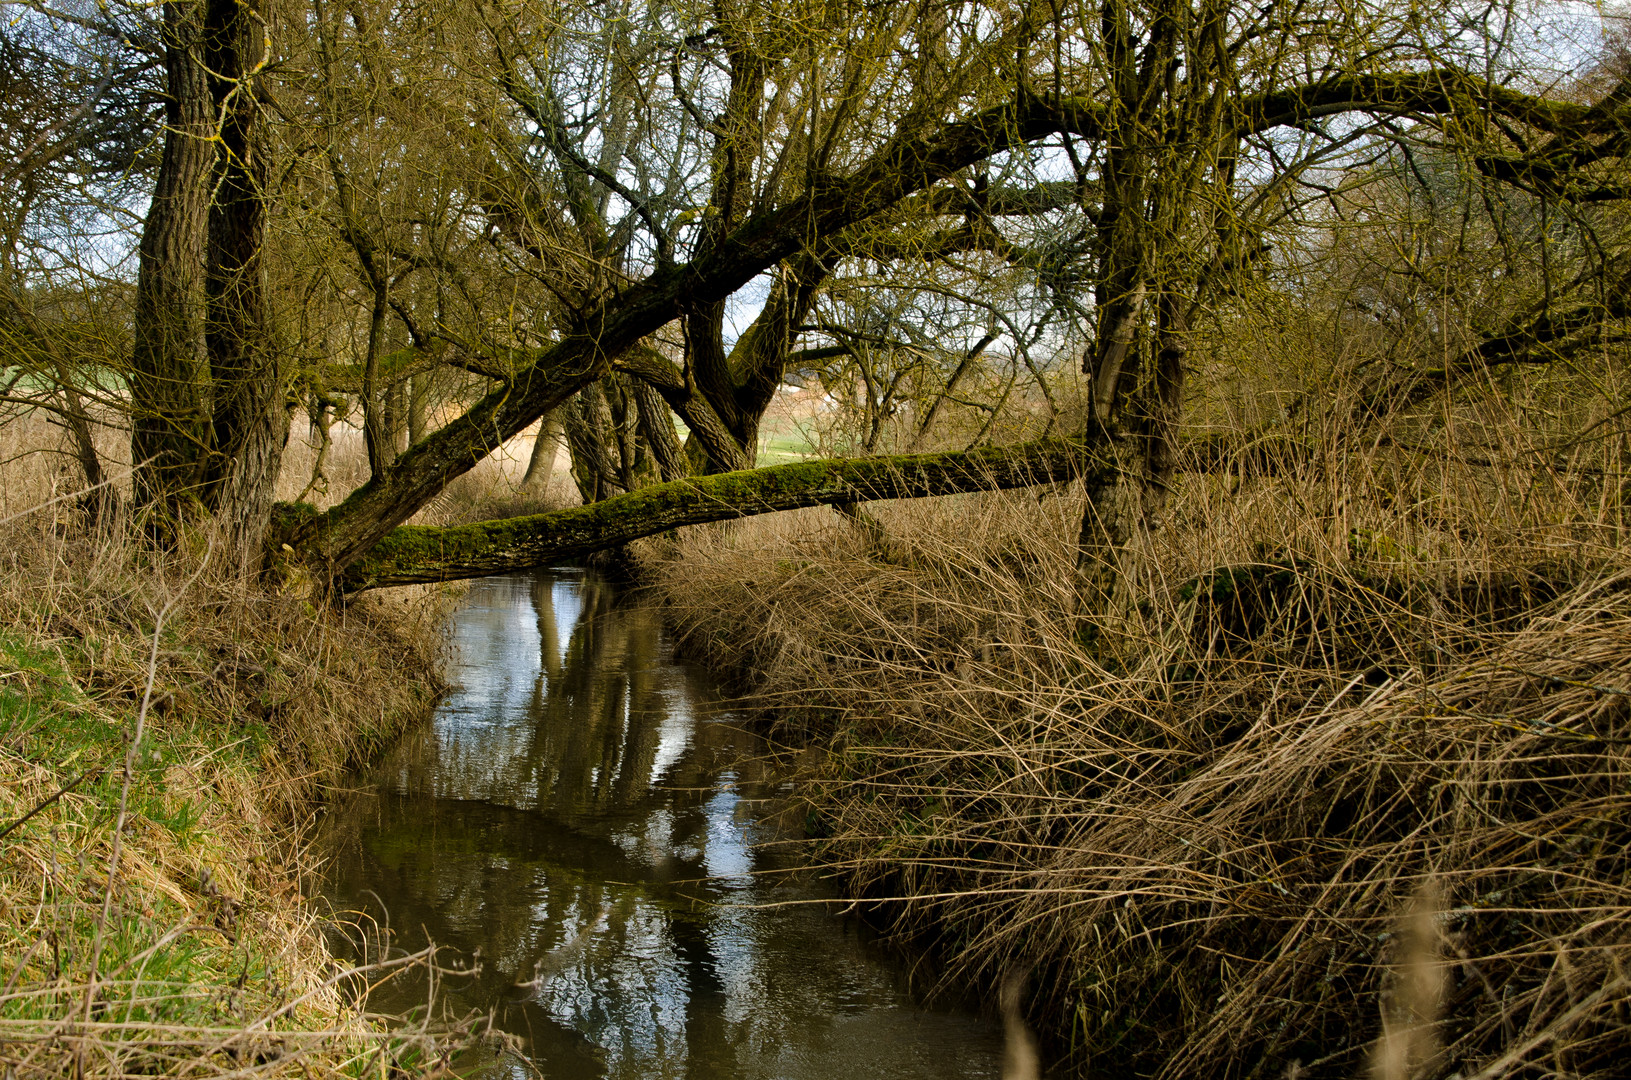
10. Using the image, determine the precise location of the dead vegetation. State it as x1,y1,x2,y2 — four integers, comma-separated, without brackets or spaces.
0,423,476,1078
653,408,1631,1079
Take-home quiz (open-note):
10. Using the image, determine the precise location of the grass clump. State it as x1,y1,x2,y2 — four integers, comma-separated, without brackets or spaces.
651,439,1631,1078
0,501,465,1078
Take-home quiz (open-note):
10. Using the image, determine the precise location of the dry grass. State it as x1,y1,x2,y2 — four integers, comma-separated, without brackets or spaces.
277,415,573,523
0,417,478,1078
652,410,1631,1079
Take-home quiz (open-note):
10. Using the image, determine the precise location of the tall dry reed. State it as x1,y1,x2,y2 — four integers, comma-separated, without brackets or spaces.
653,400,1631,1079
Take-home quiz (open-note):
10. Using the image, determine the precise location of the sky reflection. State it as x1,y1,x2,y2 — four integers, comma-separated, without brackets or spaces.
320,569,1004,1080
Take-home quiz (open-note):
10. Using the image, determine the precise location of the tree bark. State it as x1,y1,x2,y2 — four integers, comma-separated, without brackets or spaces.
55,376,113,523
617,347,748,473
130,2,212,522
407,372,430,445
521,409,565,490
604,376,643,490
339,436,1093,590
564,385,618,503
631,377,687,482
1140,290,1188,524
200,0,283,561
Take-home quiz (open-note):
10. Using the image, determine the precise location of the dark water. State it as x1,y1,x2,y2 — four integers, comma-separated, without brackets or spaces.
317,569,1005,1079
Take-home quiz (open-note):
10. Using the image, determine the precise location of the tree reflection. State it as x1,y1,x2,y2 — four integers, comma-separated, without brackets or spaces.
317,570,1004,1080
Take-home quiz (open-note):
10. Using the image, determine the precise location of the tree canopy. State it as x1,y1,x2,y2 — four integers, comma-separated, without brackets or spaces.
2,0,1627,589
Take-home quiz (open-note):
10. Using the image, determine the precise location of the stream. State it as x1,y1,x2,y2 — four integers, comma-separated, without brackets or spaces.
317,568,1007,1079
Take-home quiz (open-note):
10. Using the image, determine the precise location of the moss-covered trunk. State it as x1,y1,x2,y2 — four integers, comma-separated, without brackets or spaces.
338,437,1094,590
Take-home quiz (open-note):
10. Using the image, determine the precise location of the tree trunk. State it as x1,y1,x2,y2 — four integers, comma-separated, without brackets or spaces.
360,288,389,476
200,0,283,563
407,373,430,445
521,409,565,491
384,377,407,460
564,384,619,503
631,377,687,482
1140,291,1188,525
55,377,114,523
1073,15,1159,609
1075,288,1145,612
341,436,1094,589
605,377,641,490
130,2,212,523
617,348,747,474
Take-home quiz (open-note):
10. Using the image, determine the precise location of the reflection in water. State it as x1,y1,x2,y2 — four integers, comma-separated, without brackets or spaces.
319,570,1004,1079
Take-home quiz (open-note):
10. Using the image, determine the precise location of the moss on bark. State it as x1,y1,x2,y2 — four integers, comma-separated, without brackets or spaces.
339,437,1093,590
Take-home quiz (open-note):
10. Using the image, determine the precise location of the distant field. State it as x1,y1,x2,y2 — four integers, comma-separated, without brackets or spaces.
756,413,817,465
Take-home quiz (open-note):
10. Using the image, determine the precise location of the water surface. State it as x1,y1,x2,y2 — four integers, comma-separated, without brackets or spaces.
319,569,1005,1079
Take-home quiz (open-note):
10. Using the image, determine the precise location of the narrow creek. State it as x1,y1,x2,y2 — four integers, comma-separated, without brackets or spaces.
317,568,1007,1079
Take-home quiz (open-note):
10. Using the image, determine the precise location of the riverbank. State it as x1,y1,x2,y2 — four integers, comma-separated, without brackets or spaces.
0,514,456,1078
649,490,1631,1079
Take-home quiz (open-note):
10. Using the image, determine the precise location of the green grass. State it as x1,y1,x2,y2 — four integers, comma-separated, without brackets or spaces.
0,509,460,1076
757,417,816,465
0,624,344,1071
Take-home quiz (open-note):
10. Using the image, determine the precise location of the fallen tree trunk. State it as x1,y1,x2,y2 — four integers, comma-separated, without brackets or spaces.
338,437,1091,590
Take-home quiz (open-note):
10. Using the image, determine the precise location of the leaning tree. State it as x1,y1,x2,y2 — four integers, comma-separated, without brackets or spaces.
97,0,1631,590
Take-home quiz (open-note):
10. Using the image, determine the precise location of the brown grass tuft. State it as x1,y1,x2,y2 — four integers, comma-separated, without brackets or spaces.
0,417,473,1077
652,420,1631,1079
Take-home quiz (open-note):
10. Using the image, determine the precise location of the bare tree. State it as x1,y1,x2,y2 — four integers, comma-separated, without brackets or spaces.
13,0,1631,594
